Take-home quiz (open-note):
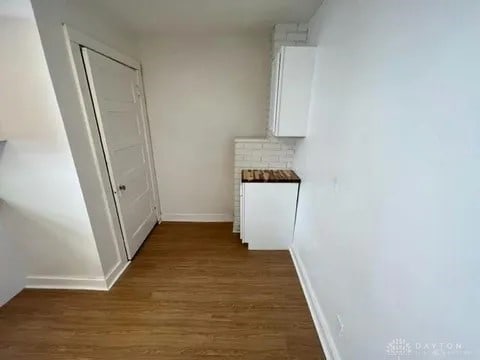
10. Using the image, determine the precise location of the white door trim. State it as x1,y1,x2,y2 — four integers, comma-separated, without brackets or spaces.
136,67,162,222
64,25,161,222
64,26,141,70
65,34,127,276
63,25,160,283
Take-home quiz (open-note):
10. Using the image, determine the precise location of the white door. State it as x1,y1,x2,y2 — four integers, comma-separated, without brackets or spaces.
82,48,157,259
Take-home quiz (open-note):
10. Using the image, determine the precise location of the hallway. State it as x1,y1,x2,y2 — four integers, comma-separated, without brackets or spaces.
0,222,324,359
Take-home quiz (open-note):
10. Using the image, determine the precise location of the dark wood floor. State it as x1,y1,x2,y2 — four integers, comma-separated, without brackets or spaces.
0,222,325,360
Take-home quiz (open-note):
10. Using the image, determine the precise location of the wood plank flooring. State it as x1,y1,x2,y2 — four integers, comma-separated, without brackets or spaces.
0,222,325,360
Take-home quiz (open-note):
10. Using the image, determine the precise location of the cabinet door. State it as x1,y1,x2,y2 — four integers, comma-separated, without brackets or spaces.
268,50,282,135
244,183,298,250
272,46,316,137
240,183,245,242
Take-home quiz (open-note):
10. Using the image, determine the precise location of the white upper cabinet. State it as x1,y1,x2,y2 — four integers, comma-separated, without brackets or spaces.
269,45,316,137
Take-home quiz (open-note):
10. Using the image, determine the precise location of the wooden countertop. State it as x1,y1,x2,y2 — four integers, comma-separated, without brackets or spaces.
241,169,301,183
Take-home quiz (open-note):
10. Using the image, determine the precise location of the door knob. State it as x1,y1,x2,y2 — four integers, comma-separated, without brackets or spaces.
119,185,126,191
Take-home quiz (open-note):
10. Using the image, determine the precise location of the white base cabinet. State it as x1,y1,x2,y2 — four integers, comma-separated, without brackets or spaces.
240,182,299,250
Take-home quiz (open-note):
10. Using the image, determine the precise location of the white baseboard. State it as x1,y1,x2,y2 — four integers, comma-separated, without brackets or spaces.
25,260,131,291
161,213,233,222
289,246,342,360
25,275,107,291
105,260,130,290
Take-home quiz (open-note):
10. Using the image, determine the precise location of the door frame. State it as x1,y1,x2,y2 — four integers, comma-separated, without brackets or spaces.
63,25,161,259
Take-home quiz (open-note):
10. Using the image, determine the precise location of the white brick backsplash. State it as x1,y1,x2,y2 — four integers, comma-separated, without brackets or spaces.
272,22,309,57
233,137,298,232
244,155,261,162
281,40,297,46
250,161,269,167
250,150,263,157
298,23,309,32
286,32,308,42
274,23,299,34
268,162,288,168
279,156,294,163
273,31,287,41
262,143,282,150
261,155,279,162
244,143,262,149
235,149,251,155
281,143,295,150
260,150,283,157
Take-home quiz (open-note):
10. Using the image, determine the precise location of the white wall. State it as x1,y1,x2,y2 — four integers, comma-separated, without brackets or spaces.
0,199,25,305
293,0,480,358
0,4,102,291
29,0,142,284
141,34,270,221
